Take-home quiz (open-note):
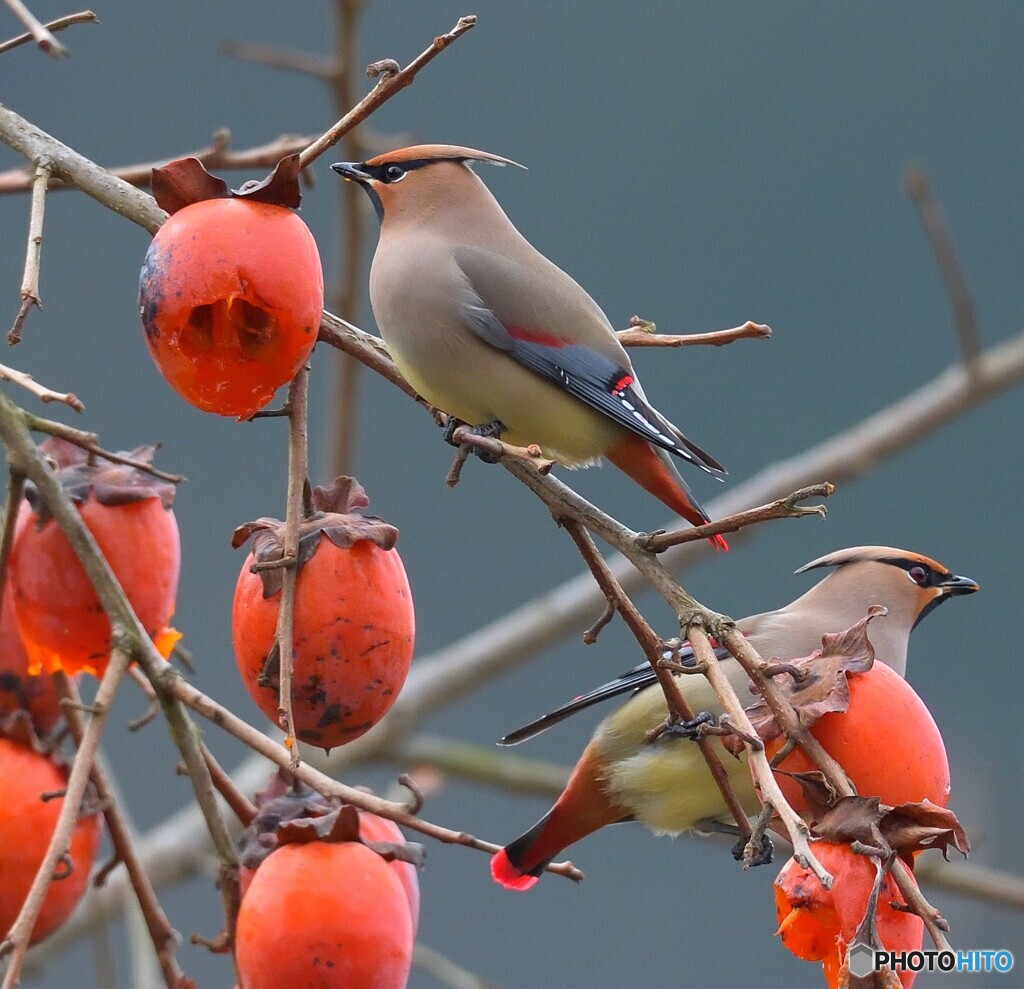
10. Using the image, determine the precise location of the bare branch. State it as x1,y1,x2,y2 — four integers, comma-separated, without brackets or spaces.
0,8,95,56
617,318,772,348
273,367,309,766
0,644,128,987
413,943,497,989
219,39,338,80
327,0,368,478
639,482,834,553
9,157,51,343
905,168,981,366
0,129,311,194
157,665,584,884
299,14,477,169
0,364,83,410
199,743,256,827
561,518,752,839
55,673,184,989
686,627,830,884
22,414,184,482
0,0,71,57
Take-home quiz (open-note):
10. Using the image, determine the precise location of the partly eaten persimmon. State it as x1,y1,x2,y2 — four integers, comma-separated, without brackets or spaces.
775,842,923,988
139,156,323,419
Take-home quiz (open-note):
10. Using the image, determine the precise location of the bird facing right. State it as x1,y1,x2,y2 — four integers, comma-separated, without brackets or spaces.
491,546,979,890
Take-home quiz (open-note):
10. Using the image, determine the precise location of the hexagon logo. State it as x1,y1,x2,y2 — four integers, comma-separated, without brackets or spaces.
847,942,877,979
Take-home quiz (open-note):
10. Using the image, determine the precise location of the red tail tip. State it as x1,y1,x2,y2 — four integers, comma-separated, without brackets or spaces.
490,849,540,891
711,533,729,552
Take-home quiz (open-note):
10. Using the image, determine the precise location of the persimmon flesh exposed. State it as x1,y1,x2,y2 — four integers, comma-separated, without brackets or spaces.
140,197,323,419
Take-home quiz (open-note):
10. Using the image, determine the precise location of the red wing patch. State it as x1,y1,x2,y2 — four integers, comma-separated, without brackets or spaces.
506,325,568,349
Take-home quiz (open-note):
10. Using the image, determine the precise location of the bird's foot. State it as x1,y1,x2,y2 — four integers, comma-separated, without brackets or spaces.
732,833,775,867
662,711,717,740
443,418,507,463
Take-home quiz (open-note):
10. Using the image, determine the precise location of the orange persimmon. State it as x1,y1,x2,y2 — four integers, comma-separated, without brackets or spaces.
0,583,62,733
9,452,180,677
232,478,414,750
0,738,102,944
768,661,949,813
775,842,923,988
139,158,322,419
236,840,413,989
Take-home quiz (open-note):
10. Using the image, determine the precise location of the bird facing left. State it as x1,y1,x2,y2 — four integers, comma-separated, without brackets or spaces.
332,145,728,550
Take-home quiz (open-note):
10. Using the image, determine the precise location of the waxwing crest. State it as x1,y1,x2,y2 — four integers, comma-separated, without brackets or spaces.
364,144,527,170
795,545,947,575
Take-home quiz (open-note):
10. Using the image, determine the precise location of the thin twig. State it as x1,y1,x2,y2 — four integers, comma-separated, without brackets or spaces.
393,734,569,797
685,626,830,885
0,8,95,56
0,129,315,195
23,413,183,481
640,482,834,552
617,318,772,348
721,628,953,950
9,157,51,343
561,518,752,839
448,424,554,477
54,673,184,989
904,169,981,367
273,367,309,767
1,0,69,56
154,662,583,883
200,742,257,826
298,13,477,169
0,643,128,987
0,364,82,410
219,39,338,80
126,666,159,731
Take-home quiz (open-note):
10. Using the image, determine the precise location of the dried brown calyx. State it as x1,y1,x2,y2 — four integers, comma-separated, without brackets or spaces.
238,769,424,872
26,439,176,526
151,154,303,215
232,476,399,598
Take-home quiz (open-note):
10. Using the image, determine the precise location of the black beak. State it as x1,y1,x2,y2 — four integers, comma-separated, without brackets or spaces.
330,161,372,183
939,573,980,596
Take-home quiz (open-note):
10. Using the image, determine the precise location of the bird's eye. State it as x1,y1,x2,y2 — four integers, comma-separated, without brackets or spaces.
383,164,406,183
908,565,929,586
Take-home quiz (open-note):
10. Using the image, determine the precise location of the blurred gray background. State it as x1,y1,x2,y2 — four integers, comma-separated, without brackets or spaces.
1,2,1022,987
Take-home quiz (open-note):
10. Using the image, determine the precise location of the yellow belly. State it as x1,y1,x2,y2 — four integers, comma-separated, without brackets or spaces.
389,335,623,466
